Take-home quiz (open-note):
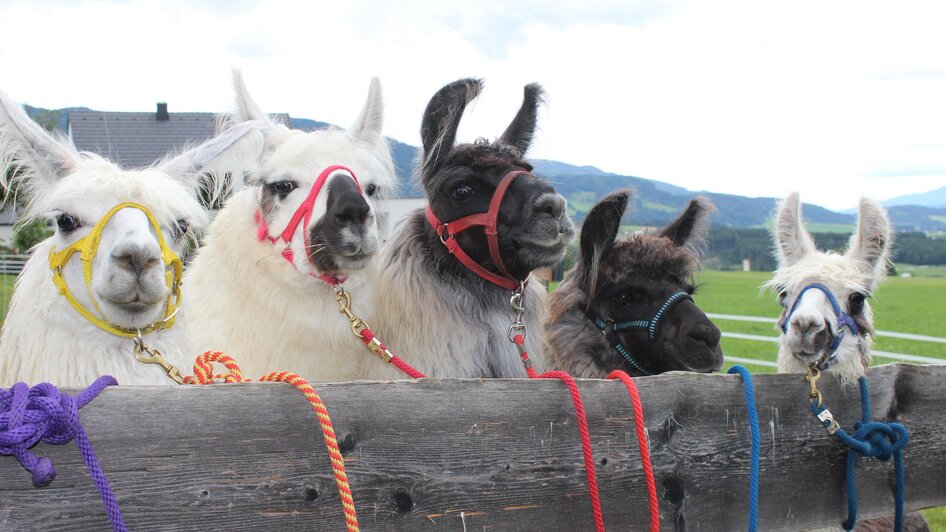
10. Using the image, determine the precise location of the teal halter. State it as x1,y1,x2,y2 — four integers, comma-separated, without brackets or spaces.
587,291,692,376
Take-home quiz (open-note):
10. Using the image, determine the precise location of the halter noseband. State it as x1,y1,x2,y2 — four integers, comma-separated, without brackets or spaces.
255,164,362,285
426,169,531,291
778,282,861,371
48,202,183,339
586,291,693,377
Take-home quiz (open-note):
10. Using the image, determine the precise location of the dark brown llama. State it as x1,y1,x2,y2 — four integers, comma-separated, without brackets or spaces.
547,190,724,378
359,78,575,379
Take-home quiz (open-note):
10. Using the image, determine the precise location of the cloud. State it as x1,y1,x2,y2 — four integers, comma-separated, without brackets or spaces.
1,0,946,211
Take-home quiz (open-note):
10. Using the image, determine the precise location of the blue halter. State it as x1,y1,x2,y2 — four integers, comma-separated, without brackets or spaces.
588,291,692,376
779,282,861,371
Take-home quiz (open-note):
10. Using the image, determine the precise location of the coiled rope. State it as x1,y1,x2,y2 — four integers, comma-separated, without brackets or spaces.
1,376,125,531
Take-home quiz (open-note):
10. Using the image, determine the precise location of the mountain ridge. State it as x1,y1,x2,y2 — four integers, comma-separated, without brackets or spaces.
22,105,946,233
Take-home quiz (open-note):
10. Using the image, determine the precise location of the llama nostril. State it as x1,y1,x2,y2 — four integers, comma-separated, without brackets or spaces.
533,193,566,219
792,316,818,335
112,245,160,277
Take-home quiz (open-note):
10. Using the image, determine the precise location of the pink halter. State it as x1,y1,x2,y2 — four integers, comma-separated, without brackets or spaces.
255,164,362,285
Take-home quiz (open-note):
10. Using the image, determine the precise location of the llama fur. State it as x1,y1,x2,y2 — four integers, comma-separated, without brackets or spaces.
0,87,263,386
359,78,573,379
184,73,396,380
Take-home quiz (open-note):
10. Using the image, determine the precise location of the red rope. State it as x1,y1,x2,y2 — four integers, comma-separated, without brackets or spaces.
356,330,609,531
608,370,659,532
390,356,426,378
534,370,605,532
358,329,426,378
515,334,604,532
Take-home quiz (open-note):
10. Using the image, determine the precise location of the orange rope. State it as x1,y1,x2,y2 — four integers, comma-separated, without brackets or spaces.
183,351,359,531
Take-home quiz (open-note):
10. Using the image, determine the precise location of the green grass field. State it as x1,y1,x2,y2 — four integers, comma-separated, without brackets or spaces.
691,270,946,372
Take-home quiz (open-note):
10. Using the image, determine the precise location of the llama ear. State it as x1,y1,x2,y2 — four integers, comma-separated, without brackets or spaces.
846,197,892,282
159,120,265,203
349,77,384,145
660,196,715,251
0,89,79,202
773,192,816,267
579,190,631,279
230,70,273,125
498,83,545,156
420,78,483,180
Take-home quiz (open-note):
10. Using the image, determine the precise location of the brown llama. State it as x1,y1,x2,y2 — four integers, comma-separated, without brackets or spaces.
547,190,723,378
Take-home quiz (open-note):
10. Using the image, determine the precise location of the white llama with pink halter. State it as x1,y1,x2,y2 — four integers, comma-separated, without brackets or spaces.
183,71,396,381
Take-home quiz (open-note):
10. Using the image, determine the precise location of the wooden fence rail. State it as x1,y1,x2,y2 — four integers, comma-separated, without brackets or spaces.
2,363,944,531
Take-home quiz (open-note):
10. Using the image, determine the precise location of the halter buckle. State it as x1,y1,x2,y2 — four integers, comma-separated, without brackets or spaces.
133,332,185,384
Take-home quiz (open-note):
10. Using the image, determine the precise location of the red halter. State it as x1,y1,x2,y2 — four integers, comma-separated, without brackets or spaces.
426,169,531,291
255,164,362,285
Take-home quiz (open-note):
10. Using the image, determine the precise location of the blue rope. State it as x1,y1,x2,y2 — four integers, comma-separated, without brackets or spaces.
728,365,760,532
811,376,909,532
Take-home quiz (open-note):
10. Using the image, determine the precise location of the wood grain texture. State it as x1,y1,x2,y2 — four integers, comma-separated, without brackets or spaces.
1,363,943,531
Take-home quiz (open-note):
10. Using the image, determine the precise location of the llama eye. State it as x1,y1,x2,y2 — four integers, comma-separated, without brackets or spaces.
56,213,80,233
452,185,474,201
173,219,190,239
365,183,378,197
268,180,296,198
848,293,867,314
609,292,633,306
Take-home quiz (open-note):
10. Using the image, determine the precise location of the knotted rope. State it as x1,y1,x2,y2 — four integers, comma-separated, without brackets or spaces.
0,376,125,531
728,365,761,532
183,351,360,532
811,376,909,532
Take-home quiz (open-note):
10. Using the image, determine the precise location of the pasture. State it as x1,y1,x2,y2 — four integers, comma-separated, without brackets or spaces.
693,270,946,372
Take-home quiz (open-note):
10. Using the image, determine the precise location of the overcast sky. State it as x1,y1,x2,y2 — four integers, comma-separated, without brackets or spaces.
1,0,944,211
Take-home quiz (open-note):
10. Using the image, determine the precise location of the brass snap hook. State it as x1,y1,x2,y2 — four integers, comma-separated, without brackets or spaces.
806,365,823,408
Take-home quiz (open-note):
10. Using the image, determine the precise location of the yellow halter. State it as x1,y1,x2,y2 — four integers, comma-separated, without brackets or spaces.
47,201,184,339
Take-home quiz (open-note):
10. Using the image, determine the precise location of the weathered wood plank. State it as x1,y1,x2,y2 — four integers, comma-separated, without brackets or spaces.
1,363,943,531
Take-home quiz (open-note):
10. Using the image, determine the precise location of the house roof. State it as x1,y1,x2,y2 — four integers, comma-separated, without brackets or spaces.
67,104,289,168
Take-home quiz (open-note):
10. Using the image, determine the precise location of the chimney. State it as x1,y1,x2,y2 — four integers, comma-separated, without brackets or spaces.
156,102,169,121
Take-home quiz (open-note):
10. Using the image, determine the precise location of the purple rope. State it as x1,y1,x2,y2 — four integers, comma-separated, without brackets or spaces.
0,376,126,532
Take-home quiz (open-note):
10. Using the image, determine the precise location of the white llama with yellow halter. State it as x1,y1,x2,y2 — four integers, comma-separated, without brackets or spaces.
0,89,264,386
183,71,396,381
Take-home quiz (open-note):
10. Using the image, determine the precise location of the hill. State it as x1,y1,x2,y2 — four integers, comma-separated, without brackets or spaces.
21,104,946,233
884,185,946,209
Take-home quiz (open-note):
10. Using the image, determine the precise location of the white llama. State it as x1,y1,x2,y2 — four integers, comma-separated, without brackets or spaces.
183,72,396,381
0,90,263,386
768,192,892,384
769,197,927,532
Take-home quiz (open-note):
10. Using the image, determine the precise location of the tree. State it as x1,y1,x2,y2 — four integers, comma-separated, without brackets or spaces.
12,218,51,253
